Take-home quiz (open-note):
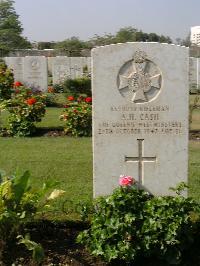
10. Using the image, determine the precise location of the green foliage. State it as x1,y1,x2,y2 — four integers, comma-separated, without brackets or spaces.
0,0,31,52
77,184,200,264
1,86,46,136
45,92,60,107
55,36,88,56
17,234,45,264
60,95,92,137
0,170,35,244
0,60,14,100
88,26,172,47
63,77,91,97
0,169,65,260
189,94,200,130
52,83,64,93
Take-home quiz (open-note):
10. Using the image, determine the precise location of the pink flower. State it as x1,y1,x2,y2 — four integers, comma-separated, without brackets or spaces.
119,175,135,186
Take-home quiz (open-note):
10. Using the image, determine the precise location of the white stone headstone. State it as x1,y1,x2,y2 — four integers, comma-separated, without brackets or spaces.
52,56,71,84
4,57,24,82
52,56,91,84
92,42,189,197
23,56,48,92
189,57,198,87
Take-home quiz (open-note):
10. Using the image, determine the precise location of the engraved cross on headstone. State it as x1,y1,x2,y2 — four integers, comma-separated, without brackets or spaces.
125,139,156,185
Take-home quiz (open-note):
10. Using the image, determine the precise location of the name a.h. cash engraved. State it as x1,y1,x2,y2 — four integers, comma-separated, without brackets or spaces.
121,113,159,121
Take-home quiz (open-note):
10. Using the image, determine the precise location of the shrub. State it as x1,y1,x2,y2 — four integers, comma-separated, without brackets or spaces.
0,61,14,101
1,86,46,136
52,83,64,93
77,176,200,265
60,95,92,136
63,77,91,96
0,169,65,262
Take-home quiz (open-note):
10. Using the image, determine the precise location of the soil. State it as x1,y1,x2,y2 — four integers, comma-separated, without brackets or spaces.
1,220,108,266
2,220,199,266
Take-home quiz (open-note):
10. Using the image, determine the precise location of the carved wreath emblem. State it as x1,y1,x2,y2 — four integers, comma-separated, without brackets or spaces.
117,50,162,103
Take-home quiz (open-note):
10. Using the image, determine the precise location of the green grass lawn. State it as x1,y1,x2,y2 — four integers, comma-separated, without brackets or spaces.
37,107,64,128
189,141,200,202
0,94,199,219
0,137,199,219
190,108,200,130
0,137,92,219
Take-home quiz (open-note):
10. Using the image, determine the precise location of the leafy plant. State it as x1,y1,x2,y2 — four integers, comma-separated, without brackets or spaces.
77,176,200,264
52,83,64,93
0,169,65,261
63,77,91,97
0,60,14,101
17,234,45,264
189,94,200,130
0,86,46,136
60,95,92,137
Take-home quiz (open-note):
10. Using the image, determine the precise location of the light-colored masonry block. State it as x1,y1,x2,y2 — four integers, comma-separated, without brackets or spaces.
92,42,189,197
52,56,91,84
23,56,48,92
4,57,24,82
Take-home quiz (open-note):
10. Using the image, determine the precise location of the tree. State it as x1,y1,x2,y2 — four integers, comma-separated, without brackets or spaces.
54,37,88,56
0,0,31,55
116,27,137,42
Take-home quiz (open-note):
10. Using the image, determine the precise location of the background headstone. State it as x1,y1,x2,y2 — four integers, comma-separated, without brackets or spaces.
23,56,48,92
189,57,200,89
4,57,24,82
92,42,189,197
52,56,91,84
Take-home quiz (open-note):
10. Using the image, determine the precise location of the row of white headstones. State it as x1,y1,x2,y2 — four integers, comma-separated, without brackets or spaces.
4,56,91,91
5,42,191,198
3,53,200,93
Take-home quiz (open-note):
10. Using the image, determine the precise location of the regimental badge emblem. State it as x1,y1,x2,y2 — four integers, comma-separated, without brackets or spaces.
30,59,41,70
117,50,162,103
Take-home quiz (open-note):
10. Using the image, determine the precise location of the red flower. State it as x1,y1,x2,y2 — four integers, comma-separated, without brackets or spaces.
26,98,37,105
67,96,74,101
63,105,69,108
85,97,92,103
15,89,20,94
14,81,23,87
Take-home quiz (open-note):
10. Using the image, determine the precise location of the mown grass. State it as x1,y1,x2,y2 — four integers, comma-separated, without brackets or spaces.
0,94,199,219
190,109,200,130
0,137,199,216
189,141,200,202
0,137,92,219
37,107,64,129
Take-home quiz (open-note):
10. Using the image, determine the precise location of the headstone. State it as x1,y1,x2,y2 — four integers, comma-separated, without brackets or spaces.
92,42,189,197
23,56,48,92
189,57,200,89
52,56,91,84
52,56,70,84
4,57,24,82
47,57,54,76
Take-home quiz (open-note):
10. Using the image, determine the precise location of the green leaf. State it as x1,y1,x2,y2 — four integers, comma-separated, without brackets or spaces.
32,244,45,264
12,170,30,204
